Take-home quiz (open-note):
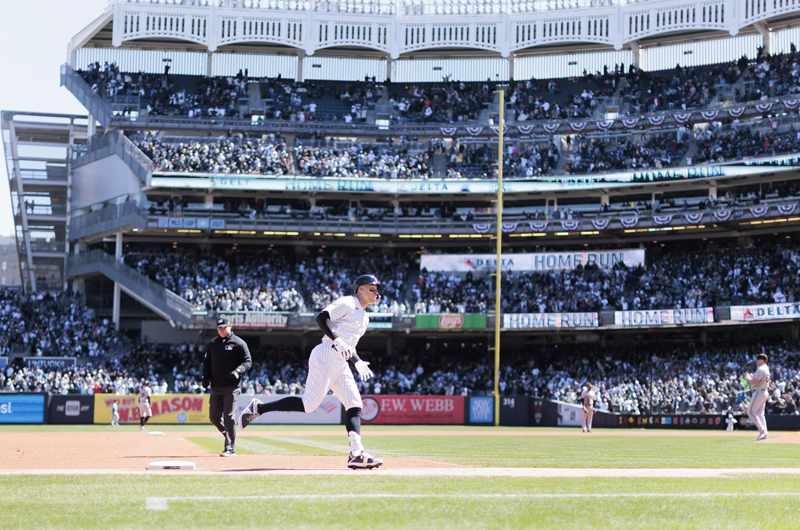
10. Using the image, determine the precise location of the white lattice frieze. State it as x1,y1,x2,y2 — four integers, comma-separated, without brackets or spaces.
741,0,800,27
107,0,800,56
624,0,728,42
317,21,390,52
116,9,211,47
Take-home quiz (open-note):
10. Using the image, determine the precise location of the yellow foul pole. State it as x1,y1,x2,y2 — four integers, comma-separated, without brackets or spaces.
493,90,504,427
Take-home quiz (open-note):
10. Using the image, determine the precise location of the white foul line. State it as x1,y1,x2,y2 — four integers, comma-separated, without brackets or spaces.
145,493,800,510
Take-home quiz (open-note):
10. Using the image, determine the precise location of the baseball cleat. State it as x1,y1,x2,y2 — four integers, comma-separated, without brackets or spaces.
756,432,769,441
140,426,147,433
237,398,263,430
348,451,383,470
220,450,236,457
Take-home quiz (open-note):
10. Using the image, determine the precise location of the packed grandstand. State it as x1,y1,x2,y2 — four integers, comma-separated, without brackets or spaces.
4,0,800,425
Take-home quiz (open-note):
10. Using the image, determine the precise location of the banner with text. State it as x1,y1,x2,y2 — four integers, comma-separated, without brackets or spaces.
415,314,487,330
504,312,599,329
614,308,715,327
362,395,464,424
24,357,76,370
234,394,341,424
0,393,45,424
217,312,289,328
421,249,645,273
730,302,800,322
94,393,210,424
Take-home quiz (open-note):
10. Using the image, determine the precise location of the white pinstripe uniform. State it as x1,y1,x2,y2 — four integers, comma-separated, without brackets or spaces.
301,295,367,413
747,363,770,435
138,386,152,417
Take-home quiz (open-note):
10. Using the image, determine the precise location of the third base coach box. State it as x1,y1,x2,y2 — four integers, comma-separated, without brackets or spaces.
49,395,94,424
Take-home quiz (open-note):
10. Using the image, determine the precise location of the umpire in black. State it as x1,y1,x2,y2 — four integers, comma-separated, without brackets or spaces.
202,317,252,457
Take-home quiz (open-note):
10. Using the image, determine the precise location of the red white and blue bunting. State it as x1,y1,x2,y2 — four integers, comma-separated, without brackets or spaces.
440,127,458,136
517,124,535,136
620,217,639,228
591,218,611,230
683,212,704,225
700,110,719,121
561,220,580,231
466,127,484,136
473,223,492,234
674,112,693,124
755,102,774,113
648,116,666,126
727,107,746,118
777,203,798,216
529,221,549,232
713,210,733,222
622,118,640,129
543,123,561,133
784,98,800,110
491,125,509,136
569,122,587,132
501,222,518,233
750,206,769,218
596,120,615,131
653,215,673,226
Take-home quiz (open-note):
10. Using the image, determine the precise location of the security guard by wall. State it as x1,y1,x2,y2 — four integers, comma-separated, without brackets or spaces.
202,317,252,456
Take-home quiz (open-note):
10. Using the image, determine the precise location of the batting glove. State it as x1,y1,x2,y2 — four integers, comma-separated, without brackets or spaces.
354,361,373,382
332,337,354,360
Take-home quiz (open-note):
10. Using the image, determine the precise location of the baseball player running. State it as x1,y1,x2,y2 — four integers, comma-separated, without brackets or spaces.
581,383,596,433
138,381,153,432
238,274,383,469
745,353,771,441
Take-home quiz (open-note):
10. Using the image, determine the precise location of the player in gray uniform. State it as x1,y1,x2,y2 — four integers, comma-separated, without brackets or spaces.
238,274,383,469
745,353,771,441
581,383,596,433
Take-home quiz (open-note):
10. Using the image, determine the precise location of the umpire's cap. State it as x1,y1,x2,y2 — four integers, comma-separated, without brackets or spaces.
353,274,383,294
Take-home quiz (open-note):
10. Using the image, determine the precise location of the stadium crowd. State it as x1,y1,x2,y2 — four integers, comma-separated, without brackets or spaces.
132,132,291,175
294,144,433,179
3,337,798,418
0,291,125,358
694,126,800,164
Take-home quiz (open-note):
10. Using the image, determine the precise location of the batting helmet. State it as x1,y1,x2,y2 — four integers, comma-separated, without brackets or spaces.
353,274,383,294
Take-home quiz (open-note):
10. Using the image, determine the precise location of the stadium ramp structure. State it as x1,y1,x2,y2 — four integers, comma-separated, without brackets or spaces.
66,249,194,327
69,200,148,242
60,64,111,128
72,130,153,186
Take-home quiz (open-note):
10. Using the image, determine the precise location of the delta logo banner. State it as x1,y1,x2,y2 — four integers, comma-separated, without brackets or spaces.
730,303,800,322
420,249,646,272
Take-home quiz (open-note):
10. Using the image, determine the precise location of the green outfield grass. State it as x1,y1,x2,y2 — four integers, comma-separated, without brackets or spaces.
2,425,800,528
2,475,800,529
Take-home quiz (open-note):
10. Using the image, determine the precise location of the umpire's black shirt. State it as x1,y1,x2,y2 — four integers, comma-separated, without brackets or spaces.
203,332,252,394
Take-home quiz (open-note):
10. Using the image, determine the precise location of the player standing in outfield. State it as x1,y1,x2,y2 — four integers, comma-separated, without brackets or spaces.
745,353,771,441
203,317,253,457
238,275,383,470
111,400,120,427
138,381,153,432
581,383,596,433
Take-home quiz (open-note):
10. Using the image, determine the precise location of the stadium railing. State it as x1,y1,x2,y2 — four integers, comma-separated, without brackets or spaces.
72,130,153,185
60,64,111,127
66,249,195,327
